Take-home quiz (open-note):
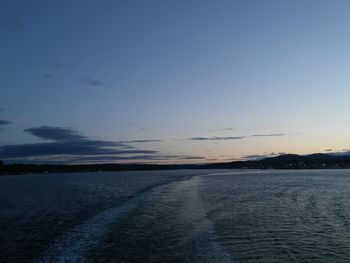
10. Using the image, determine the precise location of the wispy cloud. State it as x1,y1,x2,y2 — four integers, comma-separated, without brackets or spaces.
69,155,206,164
191,136,245,141
82,77,104,87
241,154,271,160
43,73,53,78
0,120,11,126
0,107,10,128
118,139,162,143
210,127,234,132
241,154,269,160
49,60,63,68
252,133,285,137
242,152,287,160
191,132,290,141
329,150,350,157
178,156,206,160
3,155,157,165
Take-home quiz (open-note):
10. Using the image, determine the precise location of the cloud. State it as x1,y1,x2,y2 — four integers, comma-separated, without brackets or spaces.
329,150,350,157
58,155,180,164
43,73,53,78
0,126,161,163
0,126,207,164
242,154,269,160
71,154,206,163
178,156,206,160
118,139,162,143
0,120,11,126
3,155,164,165
49,60,62,68
0,126,210,164
241,152,284,160
0,108,10,129
0,142,158,159
191,136,245,141
82,77,104,87
4,153,207,165
252,133,285,137
324,149,333,152
24,126,86,141
190,132,289,141
210,127,234,131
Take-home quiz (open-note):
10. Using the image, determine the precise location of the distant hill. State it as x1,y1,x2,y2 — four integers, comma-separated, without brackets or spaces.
2,153,350,175
204,153,350,169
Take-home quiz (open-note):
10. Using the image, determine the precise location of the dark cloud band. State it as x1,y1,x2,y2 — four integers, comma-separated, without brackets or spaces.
0,120,11,126
0,126,204,164
24,126,86,141
0,126,157,161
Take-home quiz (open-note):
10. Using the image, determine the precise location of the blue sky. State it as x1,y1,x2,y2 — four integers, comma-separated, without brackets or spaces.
1,0,350,164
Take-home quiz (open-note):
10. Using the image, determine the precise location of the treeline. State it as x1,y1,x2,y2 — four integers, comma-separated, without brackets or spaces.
0,162,200,175
2,153,350,175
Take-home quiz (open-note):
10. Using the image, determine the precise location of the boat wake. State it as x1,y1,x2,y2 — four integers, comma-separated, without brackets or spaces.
37,174,232,263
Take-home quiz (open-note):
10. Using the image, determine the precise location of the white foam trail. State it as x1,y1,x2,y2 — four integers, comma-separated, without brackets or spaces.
36,176,196,263
36,197,140,263
170,176,233,263
37,173,232,263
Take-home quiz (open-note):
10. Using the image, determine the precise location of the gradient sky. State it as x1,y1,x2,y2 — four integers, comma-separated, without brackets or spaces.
1,0,350,164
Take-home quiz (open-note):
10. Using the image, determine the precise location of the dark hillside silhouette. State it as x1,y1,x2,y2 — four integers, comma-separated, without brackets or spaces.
2,153,350,175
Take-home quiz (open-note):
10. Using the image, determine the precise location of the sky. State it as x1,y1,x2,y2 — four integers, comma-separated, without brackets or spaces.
1,0,350,164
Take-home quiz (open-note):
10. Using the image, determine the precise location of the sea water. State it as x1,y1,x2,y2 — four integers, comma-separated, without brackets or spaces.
1,169,350,262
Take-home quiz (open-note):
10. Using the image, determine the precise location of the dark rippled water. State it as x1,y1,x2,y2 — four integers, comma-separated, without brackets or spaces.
2,169,350,262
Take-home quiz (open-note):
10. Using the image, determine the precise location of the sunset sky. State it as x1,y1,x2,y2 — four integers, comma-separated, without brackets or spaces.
1,0,350,164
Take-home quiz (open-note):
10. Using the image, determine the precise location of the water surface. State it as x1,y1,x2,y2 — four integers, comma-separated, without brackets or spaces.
1,169,350,262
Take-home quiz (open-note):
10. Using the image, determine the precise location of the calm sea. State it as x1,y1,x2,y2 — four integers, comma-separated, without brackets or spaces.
1,169,350,262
